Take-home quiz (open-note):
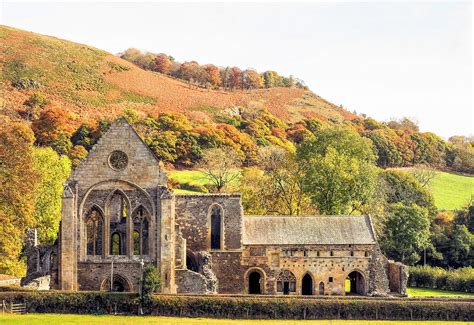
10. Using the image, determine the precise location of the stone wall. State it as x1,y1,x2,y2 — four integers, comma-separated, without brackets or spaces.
175,194,243,251
176,270,210,294
387,260,409,295
241,244,376,295
77,261,143,292
367,245,390,296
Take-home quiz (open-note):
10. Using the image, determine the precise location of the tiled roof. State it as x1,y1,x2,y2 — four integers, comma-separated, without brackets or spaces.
243,215,377,245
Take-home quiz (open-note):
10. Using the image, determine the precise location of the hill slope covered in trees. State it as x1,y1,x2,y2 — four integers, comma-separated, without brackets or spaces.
0,25,354,127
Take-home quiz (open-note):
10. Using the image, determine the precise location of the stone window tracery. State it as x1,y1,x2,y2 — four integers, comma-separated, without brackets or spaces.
109,150,128,170
86,208,103,256
133,206,149,255
109,191,128,255
276,270,296,294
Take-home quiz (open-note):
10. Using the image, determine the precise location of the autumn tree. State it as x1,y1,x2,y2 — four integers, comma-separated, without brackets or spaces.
68,145,88,168
32,105,72,154
204,64,221,88
155,53,171,74
243,69,263,89
229,67,242,90
120,48,156,70
199,147,242,192
32,147,71,244
24,92,49,120
0,119,37,275
298,126,379,214
262,70,281,88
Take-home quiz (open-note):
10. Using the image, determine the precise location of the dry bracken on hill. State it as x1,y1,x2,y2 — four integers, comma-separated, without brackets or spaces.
0,25,355,127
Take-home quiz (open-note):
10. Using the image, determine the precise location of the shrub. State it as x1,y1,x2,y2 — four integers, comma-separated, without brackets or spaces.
0,292,472,321
409,265,474,293
141,263,160,302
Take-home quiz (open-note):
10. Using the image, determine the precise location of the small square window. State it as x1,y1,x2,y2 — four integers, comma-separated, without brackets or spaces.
329,277,333,283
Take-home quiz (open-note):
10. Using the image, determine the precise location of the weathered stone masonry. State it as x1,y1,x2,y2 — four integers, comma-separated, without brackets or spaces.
24,118,407,296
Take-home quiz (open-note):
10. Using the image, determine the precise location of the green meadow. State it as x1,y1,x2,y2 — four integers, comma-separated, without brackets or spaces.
407,287,474,297
429,171,473,211
0,314,471,325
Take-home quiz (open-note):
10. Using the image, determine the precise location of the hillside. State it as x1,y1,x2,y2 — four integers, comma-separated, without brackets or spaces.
0,25,355,127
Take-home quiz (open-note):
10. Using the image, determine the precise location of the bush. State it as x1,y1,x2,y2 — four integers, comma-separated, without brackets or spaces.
409,266,474,293
0,292,472,321
142,263,160,302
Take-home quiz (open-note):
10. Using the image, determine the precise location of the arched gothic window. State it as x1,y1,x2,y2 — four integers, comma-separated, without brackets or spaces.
276,270,296,294
210,205,222,250
109,191,128,255
86,208,103,256
133,206,149,255
111,232,122,255
109,191,128,223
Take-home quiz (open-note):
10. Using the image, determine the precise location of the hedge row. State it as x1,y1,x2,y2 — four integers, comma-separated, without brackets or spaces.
408,266,474,293
0,292,472,321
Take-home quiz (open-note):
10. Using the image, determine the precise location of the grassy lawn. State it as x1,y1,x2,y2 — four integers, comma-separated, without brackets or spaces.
407,287,474,297
168,170,210,187
429,171,473,210
0,314,471,324
167,169,241,194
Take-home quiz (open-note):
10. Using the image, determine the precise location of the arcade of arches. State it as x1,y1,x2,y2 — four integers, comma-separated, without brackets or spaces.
245,269,366,296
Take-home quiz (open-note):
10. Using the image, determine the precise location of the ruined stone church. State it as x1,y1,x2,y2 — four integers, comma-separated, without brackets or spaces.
24,118,407,296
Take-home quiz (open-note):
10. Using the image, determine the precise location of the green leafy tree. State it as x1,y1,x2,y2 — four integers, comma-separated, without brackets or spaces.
381,203,431,265
298,127,378,214
32,147,71,244
239,147,314,215
381,169,437,217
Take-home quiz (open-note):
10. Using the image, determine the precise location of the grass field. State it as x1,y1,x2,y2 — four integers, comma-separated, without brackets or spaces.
407,287,474,297
429,171,473,211
168,169,241,194
0,314,471,325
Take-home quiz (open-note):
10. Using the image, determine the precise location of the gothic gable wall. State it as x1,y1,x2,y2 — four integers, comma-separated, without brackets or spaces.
69,118,166,191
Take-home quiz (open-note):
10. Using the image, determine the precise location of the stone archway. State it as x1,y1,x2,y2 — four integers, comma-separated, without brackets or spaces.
248,271,262,294
302,273,313,295
100,274,132,292
345,270,366,295
245,268,265,294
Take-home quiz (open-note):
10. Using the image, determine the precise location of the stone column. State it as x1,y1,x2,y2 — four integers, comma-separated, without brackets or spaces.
159,187,176,293
59,183,77,290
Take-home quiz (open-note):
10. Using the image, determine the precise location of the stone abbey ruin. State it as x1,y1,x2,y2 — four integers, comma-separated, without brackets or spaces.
23,118,407,296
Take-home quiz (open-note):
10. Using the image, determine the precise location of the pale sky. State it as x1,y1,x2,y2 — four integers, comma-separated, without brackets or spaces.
1,1,472,138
